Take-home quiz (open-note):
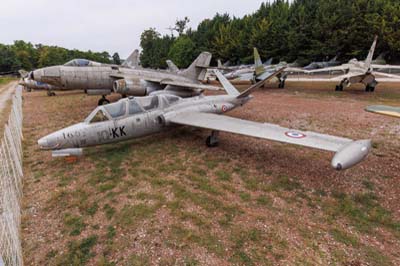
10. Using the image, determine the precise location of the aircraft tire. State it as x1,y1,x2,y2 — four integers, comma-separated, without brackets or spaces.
206,136,219,148
365,85,371,92
335,85,343,91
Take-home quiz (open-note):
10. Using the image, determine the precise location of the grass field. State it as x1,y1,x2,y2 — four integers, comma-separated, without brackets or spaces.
21,84,400,265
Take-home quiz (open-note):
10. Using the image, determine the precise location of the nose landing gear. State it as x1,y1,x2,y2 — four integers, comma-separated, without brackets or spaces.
47,90,56,96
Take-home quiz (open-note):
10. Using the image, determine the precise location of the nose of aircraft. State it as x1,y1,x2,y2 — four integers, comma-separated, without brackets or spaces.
37,137,48,149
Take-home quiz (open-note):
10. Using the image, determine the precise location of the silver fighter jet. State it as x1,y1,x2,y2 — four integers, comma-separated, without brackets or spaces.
38,69,371,170
30,52,221,105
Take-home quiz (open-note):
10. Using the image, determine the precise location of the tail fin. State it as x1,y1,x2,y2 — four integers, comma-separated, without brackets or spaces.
254,48,265,76
18,69,29,78
166,60,180,73
217,59,223,68
215,68,286,99
214,70,240,96
264,58,273,66
181,52,212,81
365,35,378,70
122,49,140,68
238,68,286,98
329,56,338,62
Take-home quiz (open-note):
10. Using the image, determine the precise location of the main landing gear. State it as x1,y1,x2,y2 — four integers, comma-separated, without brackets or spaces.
206,130,219,147
98,95,110,106
47,90,56,96
365,80,377,92
277,74,287,89
335,78,348,91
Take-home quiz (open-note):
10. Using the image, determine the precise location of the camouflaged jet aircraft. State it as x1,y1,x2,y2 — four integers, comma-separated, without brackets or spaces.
30,52,220,105
38,68,371,170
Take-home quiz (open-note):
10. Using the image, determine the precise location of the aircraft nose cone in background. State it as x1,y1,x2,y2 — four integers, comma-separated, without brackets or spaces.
30,66,61,85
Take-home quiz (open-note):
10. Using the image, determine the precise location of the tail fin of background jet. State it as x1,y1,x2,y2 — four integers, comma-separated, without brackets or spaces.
122,49,140,68
329,56,338,62
217,59,223,68
264,58,273,66
365,35,378,70
181,52,212,81
166,60,180,73
254,48,266,76
18,69,29,78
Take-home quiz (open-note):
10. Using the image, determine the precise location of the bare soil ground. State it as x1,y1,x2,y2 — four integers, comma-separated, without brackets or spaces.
21,83,400,266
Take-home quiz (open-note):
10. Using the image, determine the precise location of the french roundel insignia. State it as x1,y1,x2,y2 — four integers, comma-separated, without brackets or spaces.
222,105,228,112
285,131,306,139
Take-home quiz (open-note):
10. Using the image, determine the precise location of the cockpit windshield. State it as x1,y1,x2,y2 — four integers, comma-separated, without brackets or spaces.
103,101,127,118
64,59,101,67
88,109,110,123
135,96,160,111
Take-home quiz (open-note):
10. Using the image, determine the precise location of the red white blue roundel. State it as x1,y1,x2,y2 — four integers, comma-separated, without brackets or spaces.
285,131,306,139
222,105,228,112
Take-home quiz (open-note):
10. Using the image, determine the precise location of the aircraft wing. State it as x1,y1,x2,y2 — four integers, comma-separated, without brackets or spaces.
304,65,349,74
169,112,353,152
372,71,400,79
372,64,400,70
110,73,222,91
159,80,222,91
168,112,371,170
365,105,400,118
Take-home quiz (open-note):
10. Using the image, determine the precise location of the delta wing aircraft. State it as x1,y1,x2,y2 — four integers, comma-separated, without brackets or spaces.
30,52,221,105
20,49,141,96
297,36,400,92
38,68,371,170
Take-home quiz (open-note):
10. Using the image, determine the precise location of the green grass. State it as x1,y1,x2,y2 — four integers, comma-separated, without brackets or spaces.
327,192,400,234
116,203,160,228
330,228,359,247
63,213,86,236
55,235,98,265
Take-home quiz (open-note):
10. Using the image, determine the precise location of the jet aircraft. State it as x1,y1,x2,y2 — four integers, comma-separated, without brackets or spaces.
303,56,340,70
38,69,371,170
297,36,400,92
30,52,221,105
21,50,141,96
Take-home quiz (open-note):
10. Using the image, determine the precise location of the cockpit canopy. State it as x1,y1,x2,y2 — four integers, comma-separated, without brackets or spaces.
85,95,181,123
64,59,102,67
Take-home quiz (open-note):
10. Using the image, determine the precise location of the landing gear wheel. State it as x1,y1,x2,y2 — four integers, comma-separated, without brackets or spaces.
98,96,110,106
335,85,343,91
206,131,219,148
47,91,56,96
278,80,286,89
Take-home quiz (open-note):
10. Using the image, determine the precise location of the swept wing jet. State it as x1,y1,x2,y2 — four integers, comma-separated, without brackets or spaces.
38,68,371,170
303,56,340,70
31,52,220,105
21,49,141,96
298,36,400,92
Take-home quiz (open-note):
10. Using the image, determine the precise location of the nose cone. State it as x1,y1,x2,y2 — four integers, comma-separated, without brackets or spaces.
37,137,49,149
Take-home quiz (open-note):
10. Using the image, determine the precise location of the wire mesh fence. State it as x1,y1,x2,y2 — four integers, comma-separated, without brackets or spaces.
0,86,24,266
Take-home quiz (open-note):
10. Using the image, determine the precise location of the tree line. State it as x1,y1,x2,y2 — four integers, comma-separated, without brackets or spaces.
0,40,119,73
140,0,400,69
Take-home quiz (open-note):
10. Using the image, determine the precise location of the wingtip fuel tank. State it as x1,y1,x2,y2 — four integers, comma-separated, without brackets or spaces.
331,140,371,170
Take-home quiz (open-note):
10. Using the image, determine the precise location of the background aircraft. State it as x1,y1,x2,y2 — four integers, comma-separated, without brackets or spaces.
38,68,371,170
296,36,400,92
30,52,221,105
303,56,340,70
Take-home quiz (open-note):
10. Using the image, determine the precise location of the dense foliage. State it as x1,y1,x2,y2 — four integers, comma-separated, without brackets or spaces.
140,0,400,68
0,40,113,73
